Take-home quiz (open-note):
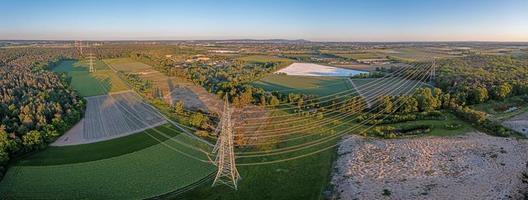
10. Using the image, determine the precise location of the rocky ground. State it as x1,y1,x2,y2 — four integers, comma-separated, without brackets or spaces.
331,132,528,200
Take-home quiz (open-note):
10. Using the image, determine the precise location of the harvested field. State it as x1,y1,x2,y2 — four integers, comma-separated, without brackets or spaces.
331,132,528,200
275,63,367,76
169,85,223,114
52,91,166,146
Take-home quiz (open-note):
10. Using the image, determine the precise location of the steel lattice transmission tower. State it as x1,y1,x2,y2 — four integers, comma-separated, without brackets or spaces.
212,98,241,189
86,52,96,73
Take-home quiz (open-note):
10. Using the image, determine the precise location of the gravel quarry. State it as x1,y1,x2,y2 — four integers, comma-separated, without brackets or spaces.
331,132,528,199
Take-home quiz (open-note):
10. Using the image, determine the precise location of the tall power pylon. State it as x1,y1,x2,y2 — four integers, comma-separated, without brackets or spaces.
86,52,96,73
212,98,241,189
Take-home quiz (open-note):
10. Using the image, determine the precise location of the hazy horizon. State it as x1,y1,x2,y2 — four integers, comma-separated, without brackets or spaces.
1,0,528,42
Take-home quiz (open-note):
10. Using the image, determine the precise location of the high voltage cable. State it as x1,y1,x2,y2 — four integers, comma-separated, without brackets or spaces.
229,65,420,132
235,63,433,156
235,72,430,162
234,70,426,139
234,64,417,126
236,64,432,147
248,64,412,108
234,63,433,157
104,60,215,147
235,63,430,136
88,69,214,162
235,67,426,135
237,64,414,117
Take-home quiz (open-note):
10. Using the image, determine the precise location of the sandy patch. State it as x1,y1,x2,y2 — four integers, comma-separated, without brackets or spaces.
503,112,528,137
331,132,528,199
275,63,367,76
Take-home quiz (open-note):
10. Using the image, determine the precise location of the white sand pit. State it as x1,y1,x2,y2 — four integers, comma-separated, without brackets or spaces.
275,63,367,76
331,132,528,199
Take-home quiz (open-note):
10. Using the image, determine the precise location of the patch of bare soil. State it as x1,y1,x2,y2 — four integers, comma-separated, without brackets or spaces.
331,132,528,200
503,112,528,137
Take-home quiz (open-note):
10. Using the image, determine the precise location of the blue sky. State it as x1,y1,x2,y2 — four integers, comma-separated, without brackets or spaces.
1,0,527,41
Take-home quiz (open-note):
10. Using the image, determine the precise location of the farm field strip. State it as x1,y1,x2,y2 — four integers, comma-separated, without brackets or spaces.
53,91,167,146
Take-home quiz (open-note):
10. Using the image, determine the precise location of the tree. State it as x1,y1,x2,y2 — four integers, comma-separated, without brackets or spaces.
189,113,208,129
22,130,44,150
397,96,418,113
172,100,185,114
269,95,280,107
414,88,440,112
492,83,512,100
379,96,394,114
0,127,10,165
471,86,489,104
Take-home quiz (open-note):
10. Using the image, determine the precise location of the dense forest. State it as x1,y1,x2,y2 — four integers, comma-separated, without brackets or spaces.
0,48,85,178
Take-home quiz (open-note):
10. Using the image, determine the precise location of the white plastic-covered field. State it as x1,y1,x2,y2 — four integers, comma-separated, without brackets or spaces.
275,63,367,76
52,91,166,146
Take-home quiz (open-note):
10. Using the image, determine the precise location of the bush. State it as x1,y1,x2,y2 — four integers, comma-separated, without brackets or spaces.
369,124,432,138
444,123,462,130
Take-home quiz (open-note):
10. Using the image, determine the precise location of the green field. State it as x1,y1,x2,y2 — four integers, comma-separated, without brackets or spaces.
390,112,474,137
104,58,153,73
253,74,354,96
0,124,215,199
53,60,129,96
471,96,528,121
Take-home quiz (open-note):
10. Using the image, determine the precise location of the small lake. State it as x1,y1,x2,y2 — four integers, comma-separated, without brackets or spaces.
275,63,368,77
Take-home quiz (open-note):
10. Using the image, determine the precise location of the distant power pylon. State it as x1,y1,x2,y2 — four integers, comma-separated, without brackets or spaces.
74,40,85,55
212,98,241,189
86,52,96,73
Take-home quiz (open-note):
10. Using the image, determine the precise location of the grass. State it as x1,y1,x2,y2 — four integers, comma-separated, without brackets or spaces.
179,152,335,200
389,112,474,137
53,60,129,97
0,124,215,199
253,74,354,96
179,109,340,200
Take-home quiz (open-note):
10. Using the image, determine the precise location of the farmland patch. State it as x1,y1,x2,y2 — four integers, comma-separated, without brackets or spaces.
52,91,166,146
52,60,129,97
